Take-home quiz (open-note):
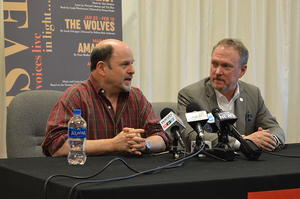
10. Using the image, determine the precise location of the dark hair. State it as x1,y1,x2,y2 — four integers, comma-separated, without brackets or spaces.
90,44,113,71
212,38,249,68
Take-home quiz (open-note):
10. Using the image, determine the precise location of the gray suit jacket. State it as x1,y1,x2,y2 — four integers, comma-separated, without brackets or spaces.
177,77,285,151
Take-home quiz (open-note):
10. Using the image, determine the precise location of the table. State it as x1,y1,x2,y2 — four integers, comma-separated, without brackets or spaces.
1,144,300,199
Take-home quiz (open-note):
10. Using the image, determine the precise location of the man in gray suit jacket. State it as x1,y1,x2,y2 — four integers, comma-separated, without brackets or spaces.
177,38,285,152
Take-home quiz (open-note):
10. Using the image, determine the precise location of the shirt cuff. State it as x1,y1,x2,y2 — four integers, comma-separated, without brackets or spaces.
232,135,245,150
271,134,285,149
232,139,241,150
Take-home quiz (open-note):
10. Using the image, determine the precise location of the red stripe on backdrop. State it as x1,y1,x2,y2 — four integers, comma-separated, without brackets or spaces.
248,188,300,199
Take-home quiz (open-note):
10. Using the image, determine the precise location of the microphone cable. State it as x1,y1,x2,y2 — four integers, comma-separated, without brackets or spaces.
44,157,139,199
263,150,300,158
44,143,205,199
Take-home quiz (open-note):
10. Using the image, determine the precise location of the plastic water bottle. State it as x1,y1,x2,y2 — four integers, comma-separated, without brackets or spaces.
67,109,87,165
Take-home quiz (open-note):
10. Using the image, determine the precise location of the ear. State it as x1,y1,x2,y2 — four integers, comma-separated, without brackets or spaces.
96,61,106,77
239,64,247,78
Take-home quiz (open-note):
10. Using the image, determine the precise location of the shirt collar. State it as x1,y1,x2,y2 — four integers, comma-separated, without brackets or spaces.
88,74,130,98
88,74,103,95
214,83,240,104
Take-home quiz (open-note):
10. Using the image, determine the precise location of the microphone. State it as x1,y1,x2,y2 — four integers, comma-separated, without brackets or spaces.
212,108,262,160
185,103,209,142
203,112,219,133
160,108,186,148
211,107,237,134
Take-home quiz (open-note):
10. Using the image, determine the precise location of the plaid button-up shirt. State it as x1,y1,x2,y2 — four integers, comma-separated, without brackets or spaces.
42,75,170,156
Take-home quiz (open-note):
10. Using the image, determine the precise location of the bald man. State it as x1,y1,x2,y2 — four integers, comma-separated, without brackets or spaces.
42,39,170,156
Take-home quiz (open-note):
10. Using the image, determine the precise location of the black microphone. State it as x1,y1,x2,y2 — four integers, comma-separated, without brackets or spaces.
185,103,209,142
212,108,262,160
160,108,186,148
211,107,237,133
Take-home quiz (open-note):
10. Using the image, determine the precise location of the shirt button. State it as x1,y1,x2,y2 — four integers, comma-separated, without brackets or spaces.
101,90,105,93
108,106,111,109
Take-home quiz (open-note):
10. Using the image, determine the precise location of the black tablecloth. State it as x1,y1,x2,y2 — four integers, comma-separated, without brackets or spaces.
1,144,300,199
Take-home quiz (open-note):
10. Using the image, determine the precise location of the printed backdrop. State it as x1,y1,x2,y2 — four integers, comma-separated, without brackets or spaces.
4,0,122,106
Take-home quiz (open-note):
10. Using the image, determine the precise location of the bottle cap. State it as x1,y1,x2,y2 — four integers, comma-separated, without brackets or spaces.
73,109,81,115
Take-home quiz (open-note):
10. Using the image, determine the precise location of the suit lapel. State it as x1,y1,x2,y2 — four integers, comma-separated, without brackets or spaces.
206,80,219,111
235,81,246,135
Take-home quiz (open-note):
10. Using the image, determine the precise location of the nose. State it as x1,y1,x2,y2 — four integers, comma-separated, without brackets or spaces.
215,65,223,75
128,63,135,74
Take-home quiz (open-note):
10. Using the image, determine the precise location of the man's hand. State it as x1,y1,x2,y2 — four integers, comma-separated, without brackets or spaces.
244,127,277,151
124,127,147,155
112,127,146,155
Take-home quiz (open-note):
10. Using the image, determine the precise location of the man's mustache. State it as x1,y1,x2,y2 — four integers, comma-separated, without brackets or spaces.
213,76,224,81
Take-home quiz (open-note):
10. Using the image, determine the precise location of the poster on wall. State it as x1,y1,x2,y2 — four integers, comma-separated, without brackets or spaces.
4,0,122,106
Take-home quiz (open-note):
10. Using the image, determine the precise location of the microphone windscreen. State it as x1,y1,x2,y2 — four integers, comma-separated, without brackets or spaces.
186,103,201,113
212,107,222,114
160,108,174,119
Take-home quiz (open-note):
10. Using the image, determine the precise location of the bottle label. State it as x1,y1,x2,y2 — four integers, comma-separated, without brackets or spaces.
68,128,86,139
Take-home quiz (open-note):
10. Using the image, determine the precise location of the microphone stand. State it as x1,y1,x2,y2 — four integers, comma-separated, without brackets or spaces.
194,133,203,152
209,130,235,161
170,138,180,160
216,130,232,149
194,132,227,162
